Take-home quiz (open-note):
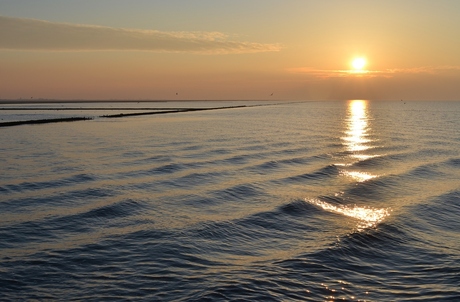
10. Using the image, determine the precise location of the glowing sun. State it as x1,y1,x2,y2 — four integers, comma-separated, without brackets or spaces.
352,57,366,70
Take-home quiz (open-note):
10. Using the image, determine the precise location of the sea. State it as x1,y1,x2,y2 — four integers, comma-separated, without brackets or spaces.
0,100,459,301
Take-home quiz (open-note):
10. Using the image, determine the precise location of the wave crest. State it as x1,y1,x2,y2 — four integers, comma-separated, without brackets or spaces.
306,198,391,230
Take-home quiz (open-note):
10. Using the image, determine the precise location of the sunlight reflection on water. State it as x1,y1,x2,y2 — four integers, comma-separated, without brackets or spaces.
306,198,391,231
342,100,370,153
340,100,382,181
340,170,377,182
323,100,390,230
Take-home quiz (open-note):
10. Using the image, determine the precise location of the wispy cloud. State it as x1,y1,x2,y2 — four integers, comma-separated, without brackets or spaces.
0,16,281,54
382,66,460,75
286,67,364,78
287,66,460,78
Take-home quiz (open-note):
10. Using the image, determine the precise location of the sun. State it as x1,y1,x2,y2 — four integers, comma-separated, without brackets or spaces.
352,57,366,70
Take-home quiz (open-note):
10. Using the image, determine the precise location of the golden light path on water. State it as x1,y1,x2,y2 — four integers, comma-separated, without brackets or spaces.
306,100,390,231
342,100,371,153
341,100,378,182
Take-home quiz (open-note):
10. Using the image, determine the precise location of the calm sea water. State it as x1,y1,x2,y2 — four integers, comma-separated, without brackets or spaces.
1,100,459,301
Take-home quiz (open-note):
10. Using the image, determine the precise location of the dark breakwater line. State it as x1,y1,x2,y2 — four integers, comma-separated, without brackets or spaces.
0,101,303,111
0,99,169,104
1,107,228,111
0,105,247,127
1,103,291,126
0,117,93,127
99,105,247,118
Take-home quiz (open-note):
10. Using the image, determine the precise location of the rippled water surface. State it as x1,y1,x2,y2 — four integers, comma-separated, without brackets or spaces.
1,100,459,301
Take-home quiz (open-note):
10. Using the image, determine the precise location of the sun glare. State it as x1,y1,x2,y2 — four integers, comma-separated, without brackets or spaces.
351,57,366,70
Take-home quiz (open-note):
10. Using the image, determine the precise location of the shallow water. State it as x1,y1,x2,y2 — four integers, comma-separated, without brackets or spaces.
1,100,459,301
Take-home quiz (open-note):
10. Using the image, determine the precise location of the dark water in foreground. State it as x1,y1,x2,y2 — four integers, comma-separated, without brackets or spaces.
1,100,459,301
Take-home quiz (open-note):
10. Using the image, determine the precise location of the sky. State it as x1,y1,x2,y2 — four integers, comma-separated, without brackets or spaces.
1,0,460,101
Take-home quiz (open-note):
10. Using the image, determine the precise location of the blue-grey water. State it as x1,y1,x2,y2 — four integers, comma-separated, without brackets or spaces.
1,100,459,301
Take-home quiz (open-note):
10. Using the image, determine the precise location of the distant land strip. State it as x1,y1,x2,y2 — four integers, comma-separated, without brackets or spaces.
0,117,93,127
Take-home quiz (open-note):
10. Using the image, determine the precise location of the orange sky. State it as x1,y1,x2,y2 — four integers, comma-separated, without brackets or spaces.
1,0,460,100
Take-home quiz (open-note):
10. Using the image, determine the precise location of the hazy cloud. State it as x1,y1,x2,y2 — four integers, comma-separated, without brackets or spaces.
383,66,460,75
0,16,281,54
287,66,460,79
286,68,359,78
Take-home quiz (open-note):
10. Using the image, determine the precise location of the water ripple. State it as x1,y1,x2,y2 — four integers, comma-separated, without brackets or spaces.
1,101,460,301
